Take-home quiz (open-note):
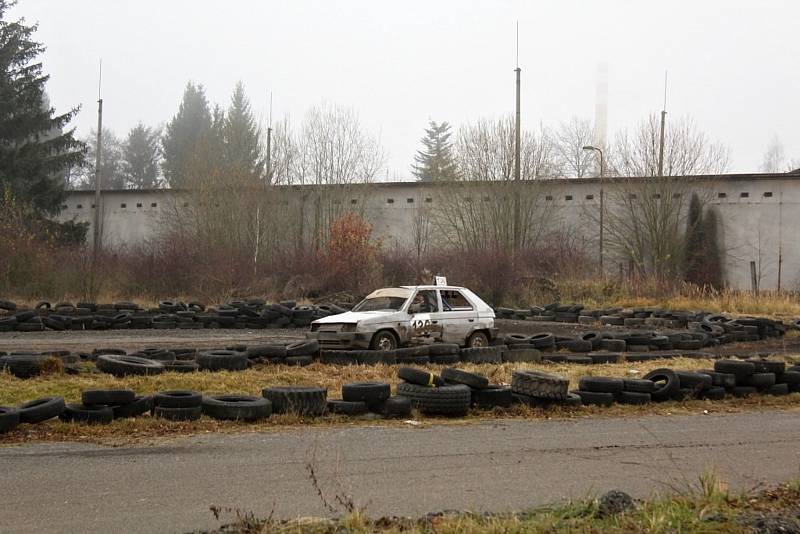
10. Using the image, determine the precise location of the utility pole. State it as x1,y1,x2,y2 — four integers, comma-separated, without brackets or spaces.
265,92,273,183
92,60,104,257
657,71,667,177
513,21,521,257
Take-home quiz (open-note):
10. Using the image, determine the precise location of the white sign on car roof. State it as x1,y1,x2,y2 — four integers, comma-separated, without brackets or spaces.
434,276,447,286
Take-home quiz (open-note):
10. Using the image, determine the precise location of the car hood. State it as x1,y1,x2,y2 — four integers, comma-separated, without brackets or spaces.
313,310,402,325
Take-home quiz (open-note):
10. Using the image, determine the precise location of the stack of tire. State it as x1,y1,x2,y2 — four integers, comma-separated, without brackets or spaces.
441,368,513,409
327,381,412,418
201,394,272,421
510,369,579,408
0,396,66,434
246,340,319,366
707,359,799,397
395,367,472,417
572,377,655,406
59,389,153,424
262,386,327,416
152,390,203,421
319,344,504,366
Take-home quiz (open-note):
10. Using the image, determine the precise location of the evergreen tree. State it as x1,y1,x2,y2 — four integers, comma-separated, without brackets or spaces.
412,120,459,182
702,208,724,288
162,82,212,187
0,1,84,214
683,193,705,285
223,81,263,181
122,123,161,188
81,128,125,190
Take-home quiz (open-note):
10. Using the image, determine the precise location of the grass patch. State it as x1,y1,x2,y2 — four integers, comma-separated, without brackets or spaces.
2,357,800,446
206,473,800,533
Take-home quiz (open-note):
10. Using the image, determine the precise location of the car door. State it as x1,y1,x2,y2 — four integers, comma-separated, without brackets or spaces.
407,289,444,343
435,289,477,345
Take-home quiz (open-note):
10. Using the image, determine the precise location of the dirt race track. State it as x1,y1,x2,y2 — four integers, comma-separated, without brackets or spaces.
1,410,800,533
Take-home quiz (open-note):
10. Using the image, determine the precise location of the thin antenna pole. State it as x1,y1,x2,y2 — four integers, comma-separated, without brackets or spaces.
265,91,273,182
657,70,667,177
513,22,522,258
515,20,519,68
92,58,104,256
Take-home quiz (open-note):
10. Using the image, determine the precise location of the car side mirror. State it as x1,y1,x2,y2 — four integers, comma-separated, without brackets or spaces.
409,304,422,314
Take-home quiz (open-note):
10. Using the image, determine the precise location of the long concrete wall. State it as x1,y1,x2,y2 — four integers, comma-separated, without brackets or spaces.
59,173,800,291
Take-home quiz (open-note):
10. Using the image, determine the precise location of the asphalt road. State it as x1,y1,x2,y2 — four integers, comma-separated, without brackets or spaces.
2,410,800,533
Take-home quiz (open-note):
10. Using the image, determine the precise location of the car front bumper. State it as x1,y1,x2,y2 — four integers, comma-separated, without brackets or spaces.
307,331,371,350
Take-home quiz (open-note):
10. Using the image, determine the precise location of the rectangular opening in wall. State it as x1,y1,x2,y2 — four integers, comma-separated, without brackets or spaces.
652,194,661,199
564,195,573,201
333,200,340,205
483,196,490,202
406,198,414,203
673,193,681,199
61,204,68,210
545,195,553,201
740,192,749,198
120,203,127,208
764,192,773,198
183,202,189,207
718,192,727,198
629,194,637,200
136,203,142,208
585,194,594,200
351,199,358,204
151,202,158,207
386,198,394,204
424,197,432,203
91,204,96,208
76,204,82,209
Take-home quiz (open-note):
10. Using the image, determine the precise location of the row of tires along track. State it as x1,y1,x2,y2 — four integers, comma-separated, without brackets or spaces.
0,299,352,332
2,358,797,434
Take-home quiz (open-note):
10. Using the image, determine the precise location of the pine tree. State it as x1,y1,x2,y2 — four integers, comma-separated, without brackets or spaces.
162,82,212,187
412,121,459,182
0,1,84,214
122,123,161,188
222,81,263,181
684,193,705,285
702,208,724,288
81,128,125,190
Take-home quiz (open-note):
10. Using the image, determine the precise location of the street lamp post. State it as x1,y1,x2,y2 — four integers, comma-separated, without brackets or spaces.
583,145,604,275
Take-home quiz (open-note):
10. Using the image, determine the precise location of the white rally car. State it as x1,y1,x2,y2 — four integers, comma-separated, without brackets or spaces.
308,285,497,351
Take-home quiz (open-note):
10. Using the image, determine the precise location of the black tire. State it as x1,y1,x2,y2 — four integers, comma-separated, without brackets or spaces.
0,407,21,433
738,373,776,388
153,405,202,421
370,330,399,351
353,351,383,366
503,347,542,363
81,389,136,406
766,383,790,396
529,333,556,349
441,368,489,389
578,376,624,394
697,370,736,389
262,386,327,416
372,396,412,417
154,390,203,408
320,351,358,365
776,371,800,385
326,399,368,416
556,339,593,353
59,404,114,424
202,395,272,420
589,352,621,364
397,354,430,365
622,378,657,393
675,371,713,390
341,382,391,404
0,354,52,379
617,391,651,405
429,343,460,356
699,387,726,400
670,388,697,401
163,360,200,373
600,339,626,352
196,350,248,371
286,340,319,357
430,353,461,365
572,390,614,407
396,383,471,416
112,396,153,418
466,331,490,348
460,346,502,364
379,352,398,365
732,386,758,398
747,359,785,375
714,359,755,378
17,397,66,423
398,367,443,387
642,368,679,402
246,344,287,359
472,385,513,409
285,356,313,367
511,370,569,400
96,355,164,377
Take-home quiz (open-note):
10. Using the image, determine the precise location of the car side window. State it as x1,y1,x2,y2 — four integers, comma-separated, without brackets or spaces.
411,290,439,313
440,290,473,312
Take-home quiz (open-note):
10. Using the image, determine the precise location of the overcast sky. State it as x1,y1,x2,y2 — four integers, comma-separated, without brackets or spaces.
14,0,800,179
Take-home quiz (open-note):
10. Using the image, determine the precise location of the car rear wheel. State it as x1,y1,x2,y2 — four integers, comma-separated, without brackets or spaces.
466,331,489,348
370,331,398,351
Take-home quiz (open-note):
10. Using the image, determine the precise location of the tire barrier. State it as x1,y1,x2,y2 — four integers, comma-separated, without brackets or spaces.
0,298,353,332
495,304,788,342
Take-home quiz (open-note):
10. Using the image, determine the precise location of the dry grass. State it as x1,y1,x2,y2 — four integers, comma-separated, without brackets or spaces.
2,357,800,446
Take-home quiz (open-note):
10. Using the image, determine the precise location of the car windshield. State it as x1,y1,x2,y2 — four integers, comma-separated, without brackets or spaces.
352,296,408,312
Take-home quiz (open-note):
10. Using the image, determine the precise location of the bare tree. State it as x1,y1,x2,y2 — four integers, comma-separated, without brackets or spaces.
554,117,595,178
760,135,786,173
611,114,729,177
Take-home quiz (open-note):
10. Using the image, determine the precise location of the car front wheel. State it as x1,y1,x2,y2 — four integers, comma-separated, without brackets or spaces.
370,331,398,351
466,331,489,348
